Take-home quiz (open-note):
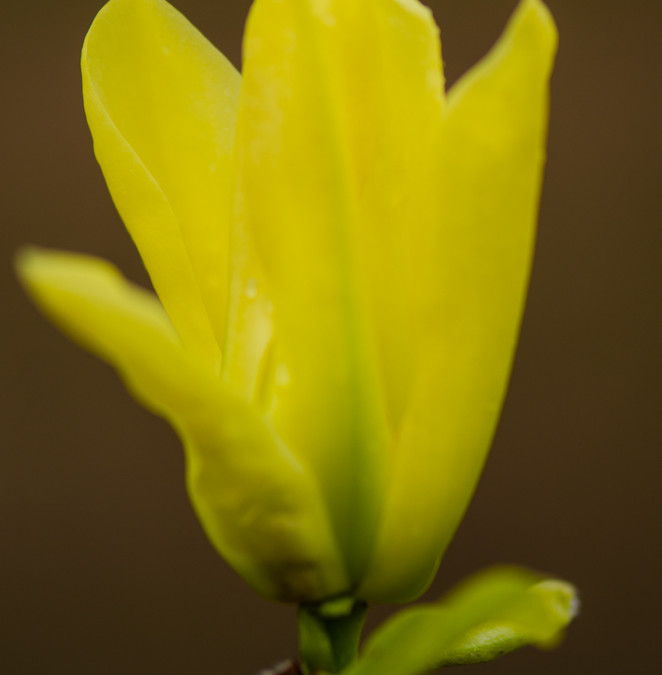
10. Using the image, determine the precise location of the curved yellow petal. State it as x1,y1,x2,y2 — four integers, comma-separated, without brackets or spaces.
16,247,207,417
17,248,347,601
361,0,558,602
220,211,275,405
183,395,349,602
351,0,445,432
82,0,241,370
234,0,445,584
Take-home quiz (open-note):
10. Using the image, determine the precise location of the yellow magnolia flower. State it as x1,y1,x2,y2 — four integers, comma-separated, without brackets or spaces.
18,0,557,604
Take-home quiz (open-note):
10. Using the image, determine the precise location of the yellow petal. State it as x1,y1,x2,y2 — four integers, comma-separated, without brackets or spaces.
82,0,241,370
184,392,350,602
16,247,208,417
361,0,558,602
17,247,348,601
220,212,275,405
234,0,445,583
351,0,445,432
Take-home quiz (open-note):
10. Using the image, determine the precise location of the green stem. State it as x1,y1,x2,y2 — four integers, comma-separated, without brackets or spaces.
298,598,367,674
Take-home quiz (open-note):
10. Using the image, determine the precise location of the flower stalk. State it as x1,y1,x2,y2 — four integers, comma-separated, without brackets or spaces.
298,599,368,674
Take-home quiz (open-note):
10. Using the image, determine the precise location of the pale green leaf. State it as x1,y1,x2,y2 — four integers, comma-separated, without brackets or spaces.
345,567,577,675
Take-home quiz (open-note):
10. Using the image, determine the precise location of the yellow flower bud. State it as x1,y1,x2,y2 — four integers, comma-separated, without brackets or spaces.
17,0,557,603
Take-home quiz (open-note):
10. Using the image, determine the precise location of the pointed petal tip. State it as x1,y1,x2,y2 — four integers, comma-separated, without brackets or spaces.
14,245,39,275
514,0,559,60
15,247,116,292
14,246,48,298
16,246,72,288
391,0,435,22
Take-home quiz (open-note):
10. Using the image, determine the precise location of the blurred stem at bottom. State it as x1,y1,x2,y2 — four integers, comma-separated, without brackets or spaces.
298,598,367,674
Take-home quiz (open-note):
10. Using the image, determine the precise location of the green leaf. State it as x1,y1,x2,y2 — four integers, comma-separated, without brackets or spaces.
433,577,578,666
343,567,577,675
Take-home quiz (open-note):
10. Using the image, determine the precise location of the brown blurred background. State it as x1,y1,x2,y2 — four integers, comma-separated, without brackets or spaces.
1,0,660,672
